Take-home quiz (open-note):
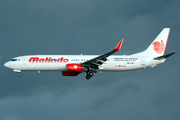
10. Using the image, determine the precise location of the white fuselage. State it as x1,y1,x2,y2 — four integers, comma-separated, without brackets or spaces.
4,55,165,72
3,28,173,79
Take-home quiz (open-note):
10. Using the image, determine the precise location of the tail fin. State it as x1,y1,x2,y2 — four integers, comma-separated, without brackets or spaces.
132,28,171,57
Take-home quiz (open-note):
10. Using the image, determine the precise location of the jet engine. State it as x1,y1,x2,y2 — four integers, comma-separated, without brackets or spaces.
66,64,82,72
62,64,83,76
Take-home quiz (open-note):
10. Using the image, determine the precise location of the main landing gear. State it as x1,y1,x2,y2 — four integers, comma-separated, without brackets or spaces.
86,71,94,80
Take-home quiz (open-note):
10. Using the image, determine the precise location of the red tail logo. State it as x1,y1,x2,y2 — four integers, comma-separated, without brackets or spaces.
152,40,165,54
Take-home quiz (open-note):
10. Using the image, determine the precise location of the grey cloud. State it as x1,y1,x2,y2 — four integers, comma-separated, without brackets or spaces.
87,81,139,110
2,115,21,120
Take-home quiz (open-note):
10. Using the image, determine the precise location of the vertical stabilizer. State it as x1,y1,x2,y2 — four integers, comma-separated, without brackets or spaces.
132,28,170,57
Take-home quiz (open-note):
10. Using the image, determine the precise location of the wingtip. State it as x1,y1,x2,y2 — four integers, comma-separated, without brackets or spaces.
113,39,124,51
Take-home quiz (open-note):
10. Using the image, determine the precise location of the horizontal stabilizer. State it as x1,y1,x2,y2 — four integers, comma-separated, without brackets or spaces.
154,52,176,60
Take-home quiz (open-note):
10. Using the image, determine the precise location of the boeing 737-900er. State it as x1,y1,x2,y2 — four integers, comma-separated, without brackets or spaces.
4,28,175,79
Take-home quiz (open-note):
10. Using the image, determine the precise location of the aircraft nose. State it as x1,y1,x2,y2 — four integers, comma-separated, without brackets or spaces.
4,62,11,68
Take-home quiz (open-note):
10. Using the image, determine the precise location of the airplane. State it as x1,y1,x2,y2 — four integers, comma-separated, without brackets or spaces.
4,28,175,79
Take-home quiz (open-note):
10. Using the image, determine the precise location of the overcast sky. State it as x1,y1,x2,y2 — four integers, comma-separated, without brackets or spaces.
0,0,180,120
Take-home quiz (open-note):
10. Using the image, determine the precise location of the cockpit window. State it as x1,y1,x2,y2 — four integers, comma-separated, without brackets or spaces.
11,59,17,61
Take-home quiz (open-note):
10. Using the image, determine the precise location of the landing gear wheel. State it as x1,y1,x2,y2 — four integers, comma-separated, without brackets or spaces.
89,72,93,77
86,71,94,80
86,75,91,80
19,74,22,77
86,68,95,80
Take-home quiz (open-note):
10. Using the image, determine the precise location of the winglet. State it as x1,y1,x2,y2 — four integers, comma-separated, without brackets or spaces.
113,39,124,51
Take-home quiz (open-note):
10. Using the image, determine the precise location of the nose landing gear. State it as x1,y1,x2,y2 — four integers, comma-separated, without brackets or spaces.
13,70,22,77
19,73,22,77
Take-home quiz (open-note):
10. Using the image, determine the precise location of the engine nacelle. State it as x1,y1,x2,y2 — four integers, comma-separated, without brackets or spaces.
62,71,80,76
66,64,82,72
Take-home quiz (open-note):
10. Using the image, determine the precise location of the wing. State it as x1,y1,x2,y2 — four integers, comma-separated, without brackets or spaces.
82,39,124,70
